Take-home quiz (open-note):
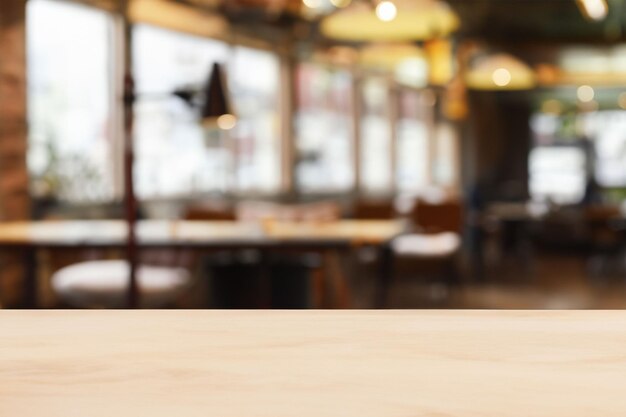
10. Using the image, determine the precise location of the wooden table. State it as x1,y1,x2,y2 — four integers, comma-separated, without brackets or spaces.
0,220,405,307
0,219,404,248
2,310,626,417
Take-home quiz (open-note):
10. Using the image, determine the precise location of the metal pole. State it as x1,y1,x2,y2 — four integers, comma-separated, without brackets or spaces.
120,0,139,308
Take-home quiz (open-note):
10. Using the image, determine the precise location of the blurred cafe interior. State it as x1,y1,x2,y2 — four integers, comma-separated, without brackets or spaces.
1,0,626,309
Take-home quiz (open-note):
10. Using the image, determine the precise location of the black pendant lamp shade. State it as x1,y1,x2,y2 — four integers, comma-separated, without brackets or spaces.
201,62,236,130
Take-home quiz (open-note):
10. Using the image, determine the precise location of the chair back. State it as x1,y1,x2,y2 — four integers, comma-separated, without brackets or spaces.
352,200,396,220
184,203,235,221
411,198,463,234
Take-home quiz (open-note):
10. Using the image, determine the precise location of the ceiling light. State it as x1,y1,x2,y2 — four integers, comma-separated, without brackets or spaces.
492,68,512,87
321,1,459,42
216,114,237,131
358,43,428,87
376,1,397,22
465,53,535,90
302,0,322,9
576,0,608,21
425,39,454,86
360,43,423,68
577,85,595,102
330,0,351,7
200,63,236,129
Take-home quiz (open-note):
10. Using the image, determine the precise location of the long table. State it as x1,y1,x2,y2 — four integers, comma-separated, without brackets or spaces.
0,220,405,307
2,310,625,417
0,219,405,248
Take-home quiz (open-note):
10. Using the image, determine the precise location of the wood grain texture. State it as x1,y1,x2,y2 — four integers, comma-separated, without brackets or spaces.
1,310,626,417
0,220,404,247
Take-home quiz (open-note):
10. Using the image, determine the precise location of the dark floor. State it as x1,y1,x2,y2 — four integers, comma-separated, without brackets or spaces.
133,245,626,310
350,250,626,309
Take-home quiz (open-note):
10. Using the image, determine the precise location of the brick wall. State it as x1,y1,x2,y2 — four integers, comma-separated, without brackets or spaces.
0,0,31,306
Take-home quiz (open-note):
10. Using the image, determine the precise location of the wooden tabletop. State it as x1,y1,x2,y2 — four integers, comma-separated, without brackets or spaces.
0,219,405,248
2,310,626,417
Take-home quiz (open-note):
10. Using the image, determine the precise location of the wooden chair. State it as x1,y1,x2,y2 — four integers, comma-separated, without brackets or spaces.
584,205,624,279
184,202,236,221
350,199,397,273
378,197,464,307
410,198,464,235
352,199,396,220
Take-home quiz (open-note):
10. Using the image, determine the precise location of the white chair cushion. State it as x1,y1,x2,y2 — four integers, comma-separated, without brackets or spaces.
391,232,461,258
52,260,191,308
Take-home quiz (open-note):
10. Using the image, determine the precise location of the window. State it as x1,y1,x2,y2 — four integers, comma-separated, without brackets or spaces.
133,25,230,198
133,25,282,198
529,111,587,204
295,63,354,193
26,6,458,203
229,46,281,193
396,89,431,193
529,108,626,203
360,76,393,195
432,121,458,188
585,111,626,187
27,0,115,203
529,146,586,204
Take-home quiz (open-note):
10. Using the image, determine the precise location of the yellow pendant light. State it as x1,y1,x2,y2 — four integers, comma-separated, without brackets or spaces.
465,53,536,91
359,43,424,68
424,38,454,86
320,0,459,42
359,43,429,87
576,0,609,21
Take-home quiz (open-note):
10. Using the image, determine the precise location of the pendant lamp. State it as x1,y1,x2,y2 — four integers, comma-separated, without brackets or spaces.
201,63,237,130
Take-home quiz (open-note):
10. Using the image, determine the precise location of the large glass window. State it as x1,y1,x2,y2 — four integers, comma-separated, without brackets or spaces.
529,108,626,203
230,46,281,193
585,111,626,187
27,0,115,203
360,77,393,195
528,112,587,204
295,63,354,193
133,25,281,198
396,90,431,193
133,25,230,198
529,146,586,204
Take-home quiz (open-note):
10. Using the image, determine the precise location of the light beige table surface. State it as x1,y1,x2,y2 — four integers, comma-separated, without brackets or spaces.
0,219,404,246
2,310,626,417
